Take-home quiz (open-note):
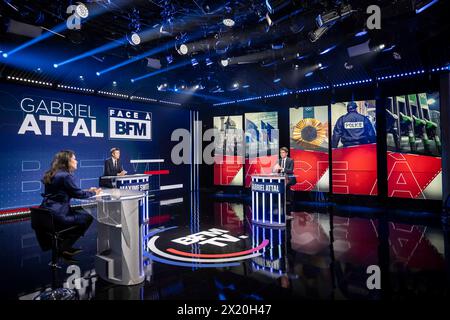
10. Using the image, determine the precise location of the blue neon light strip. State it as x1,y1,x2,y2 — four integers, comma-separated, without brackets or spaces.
416,0,439,14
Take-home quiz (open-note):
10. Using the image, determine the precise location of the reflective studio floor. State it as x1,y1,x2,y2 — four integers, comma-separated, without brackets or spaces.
1,192,449,300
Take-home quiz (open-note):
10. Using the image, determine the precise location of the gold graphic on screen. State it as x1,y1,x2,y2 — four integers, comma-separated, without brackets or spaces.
293,118,327,148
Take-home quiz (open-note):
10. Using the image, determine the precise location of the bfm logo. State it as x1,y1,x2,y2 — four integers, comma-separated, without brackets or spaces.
172,228,247,247
109,107,152,140
146,227,269,268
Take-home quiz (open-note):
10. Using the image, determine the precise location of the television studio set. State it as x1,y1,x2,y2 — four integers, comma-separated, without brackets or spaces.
0,0,449,312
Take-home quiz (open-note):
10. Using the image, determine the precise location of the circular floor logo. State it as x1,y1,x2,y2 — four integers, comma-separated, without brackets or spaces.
145,226,269,268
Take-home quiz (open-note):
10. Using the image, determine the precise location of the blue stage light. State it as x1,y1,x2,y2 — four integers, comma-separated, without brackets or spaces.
416,0,439,14
355,30,368,37
319,44,337,55
53,64,58,68
56,40,125,68
131,58,194,82
96,72,101,76
2,53,8,58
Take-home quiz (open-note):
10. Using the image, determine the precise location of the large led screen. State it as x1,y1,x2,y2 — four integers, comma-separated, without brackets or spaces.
244,112,279,187
386,92,442,200
213,115,244,186
331,100,377,195
289,106,329,192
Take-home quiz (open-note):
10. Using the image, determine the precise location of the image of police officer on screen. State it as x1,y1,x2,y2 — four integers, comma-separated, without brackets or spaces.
331,102,376,148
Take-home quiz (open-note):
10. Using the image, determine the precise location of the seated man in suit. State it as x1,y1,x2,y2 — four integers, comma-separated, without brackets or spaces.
273,147,297,202
104,147,127,177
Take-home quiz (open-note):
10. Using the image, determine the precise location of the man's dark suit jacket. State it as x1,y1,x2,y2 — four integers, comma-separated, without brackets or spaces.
103,158,124,177
278,157,296,186
278,157,294,174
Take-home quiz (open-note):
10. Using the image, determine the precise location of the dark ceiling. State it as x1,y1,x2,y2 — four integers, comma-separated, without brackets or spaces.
0,0,449,106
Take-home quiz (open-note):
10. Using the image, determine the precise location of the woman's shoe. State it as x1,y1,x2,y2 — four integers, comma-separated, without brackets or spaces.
61,252,79,264
62,247,83,256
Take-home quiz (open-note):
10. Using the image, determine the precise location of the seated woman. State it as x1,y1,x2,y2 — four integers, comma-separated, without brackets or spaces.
40,150,101,260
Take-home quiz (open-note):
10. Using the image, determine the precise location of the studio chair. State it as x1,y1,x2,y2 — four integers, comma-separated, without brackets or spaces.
30,207,78,300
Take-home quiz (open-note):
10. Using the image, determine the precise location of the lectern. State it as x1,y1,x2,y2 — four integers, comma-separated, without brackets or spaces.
251,174,286,228
92,189,146,285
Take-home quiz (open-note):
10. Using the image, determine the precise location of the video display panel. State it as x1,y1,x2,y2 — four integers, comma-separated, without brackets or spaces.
386,92,442,199
289,106,329,192
213,115,244,186
244,112,279,187
331,100,378,195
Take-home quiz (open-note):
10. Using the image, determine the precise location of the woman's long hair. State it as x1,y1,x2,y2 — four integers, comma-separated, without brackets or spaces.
42,150,75,184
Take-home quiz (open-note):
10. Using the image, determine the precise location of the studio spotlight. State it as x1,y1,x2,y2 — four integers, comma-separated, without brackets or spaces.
316,4,354,27
316,10,339,27
378,44,385,50
112,81,117,86
317,63,323,68
223,18,235,27
178,44,188,55
310,4,354,42
223,6,235,27
53,64,58,68
157,83,167,91
2,53,8,58
221,58,229,67
79,75,84,80
129,32,141,46
96,72,101,76
308,25,331,43
75,3,89,19
233,82,239,88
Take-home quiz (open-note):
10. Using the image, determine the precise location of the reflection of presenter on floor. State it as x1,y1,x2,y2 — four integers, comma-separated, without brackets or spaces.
104,147,127,176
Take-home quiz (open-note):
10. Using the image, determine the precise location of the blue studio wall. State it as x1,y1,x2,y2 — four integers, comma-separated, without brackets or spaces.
0,82,191,210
